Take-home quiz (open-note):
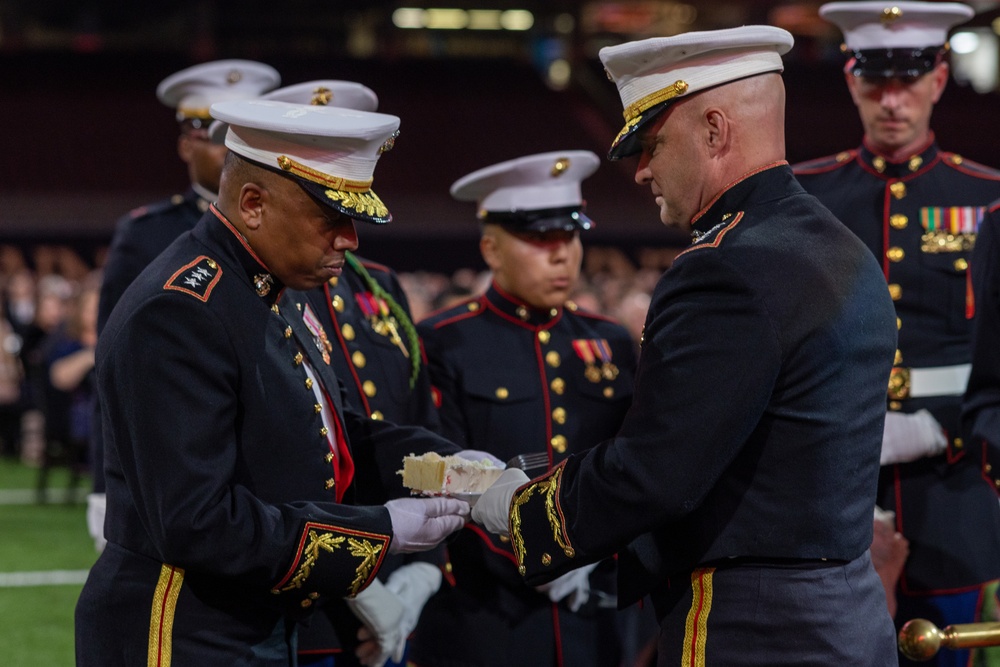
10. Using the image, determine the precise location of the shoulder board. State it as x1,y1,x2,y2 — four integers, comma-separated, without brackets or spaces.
163,256,222,302
567,303,625,326
940,153,1000,181
421,297,483,328
791,151,856,175
127,194,187,220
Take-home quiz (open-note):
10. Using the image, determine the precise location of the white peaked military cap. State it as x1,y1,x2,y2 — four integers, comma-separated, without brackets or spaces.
599,26,794,160
211,99,401,224
820,1,974,78
209,80,379,144
157,59,281,123
451,151,600,232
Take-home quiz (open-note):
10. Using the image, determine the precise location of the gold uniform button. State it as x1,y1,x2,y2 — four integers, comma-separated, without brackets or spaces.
499,534,510,543
888,284,902,301
171,194,184,205
954,258,969,272
445,562,453,573
308,592,320,600
325,478,336,490
363,381,377,397
271,304,280,314
986,463,993,473
305,378,313,390
908,156,923,172
836,151,851,163
886,247,905,262
294,352,304,366
889,214,908,230
950,154,964,165
371,410,384,420
551,378,565,395
495,387,509,400
889,401,902,410
565,300,578,311
468,302,480,312
541,553,552,566
564,547,575,558
325,452,334,464
342,323,355,340
546,351,561,367
328,277,338,288
873,156,886,173
332,295,345,312
551,434,567,453
552,407,567,424
301,599,313,608
603,387,615,398
516,305,529,321
352,350,366,368
284,326,293,339
549,308,558,318
953,438,963,448
538,330,551,344
897,317,902,330
893,350,903,365
890,182,906,199
320,426,329,437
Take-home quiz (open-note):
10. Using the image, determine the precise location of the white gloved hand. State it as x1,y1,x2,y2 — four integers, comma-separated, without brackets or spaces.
385,497,469,554
347,579,405,667
470,468,530,535
454,449,505,468
86,493,107,553
535,562,599,612
880,409,948,465
384,562,442,648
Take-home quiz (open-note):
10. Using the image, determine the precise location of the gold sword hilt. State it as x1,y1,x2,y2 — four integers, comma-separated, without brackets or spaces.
898,618,1000,661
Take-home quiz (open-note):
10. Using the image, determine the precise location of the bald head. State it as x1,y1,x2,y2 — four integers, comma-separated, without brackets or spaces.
634,72,787,228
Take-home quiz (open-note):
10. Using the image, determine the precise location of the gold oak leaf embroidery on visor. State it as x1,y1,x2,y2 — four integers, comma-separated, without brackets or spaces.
510,465,574,574
325,190,389,219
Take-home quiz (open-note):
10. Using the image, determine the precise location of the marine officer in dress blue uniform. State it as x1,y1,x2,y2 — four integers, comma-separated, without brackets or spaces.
411,151,637,667
473,26,901,666
221,80,447,667
87,59,280,552
75,99,471,667
792,6,1000,663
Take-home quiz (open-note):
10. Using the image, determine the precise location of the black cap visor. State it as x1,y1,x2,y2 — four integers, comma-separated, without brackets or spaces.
849,47,945,79
481,206,593,232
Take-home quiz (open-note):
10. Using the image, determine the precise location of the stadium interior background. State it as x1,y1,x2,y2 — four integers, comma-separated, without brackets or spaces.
3,0,1000,273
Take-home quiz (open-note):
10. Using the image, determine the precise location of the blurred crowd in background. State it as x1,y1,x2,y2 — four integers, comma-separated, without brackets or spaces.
0,240,681,491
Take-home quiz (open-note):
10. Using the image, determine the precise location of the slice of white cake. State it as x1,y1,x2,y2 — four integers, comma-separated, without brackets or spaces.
400,452,504,494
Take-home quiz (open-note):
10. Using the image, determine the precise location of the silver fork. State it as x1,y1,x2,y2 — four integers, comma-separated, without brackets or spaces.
505,452,551,473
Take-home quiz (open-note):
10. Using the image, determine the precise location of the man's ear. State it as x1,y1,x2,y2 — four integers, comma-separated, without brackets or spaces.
928,62,949,104
238,183,265,230
704,107,729,157
177,134,194,164
480,230,501,271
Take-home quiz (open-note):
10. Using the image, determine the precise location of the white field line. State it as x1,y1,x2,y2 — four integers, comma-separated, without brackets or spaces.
0,569,90,587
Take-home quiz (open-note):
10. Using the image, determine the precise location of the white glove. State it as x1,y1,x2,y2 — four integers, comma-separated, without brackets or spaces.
535,562,598,612
455,449,505,468
347,579,405,667
880,409,948,465
86,493,107,553
384,562,442,644
471,468,530,535
385,497,469,554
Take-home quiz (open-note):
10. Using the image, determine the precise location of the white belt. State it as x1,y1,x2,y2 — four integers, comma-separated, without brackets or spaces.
909,363,972,398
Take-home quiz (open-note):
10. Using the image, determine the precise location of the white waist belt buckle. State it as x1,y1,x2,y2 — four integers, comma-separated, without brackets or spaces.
908,363,972,398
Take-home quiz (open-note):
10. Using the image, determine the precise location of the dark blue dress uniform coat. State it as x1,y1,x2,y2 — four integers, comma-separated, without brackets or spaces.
963,201,1000,498
507,165,899,664
794,140,1000,595
289,257,442,660
411,282,636,667
75,207,458,666
91,188,210,493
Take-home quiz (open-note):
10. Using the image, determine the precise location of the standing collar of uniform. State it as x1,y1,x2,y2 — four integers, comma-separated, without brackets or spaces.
484,281,563,328
196,204,286,306
859,134,938,179
689,161,795,237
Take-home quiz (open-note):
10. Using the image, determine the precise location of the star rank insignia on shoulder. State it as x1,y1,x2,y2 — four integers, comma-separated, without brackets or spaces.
164,256,222,302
